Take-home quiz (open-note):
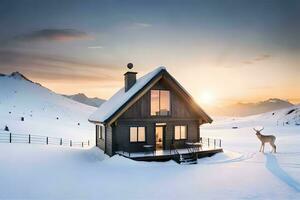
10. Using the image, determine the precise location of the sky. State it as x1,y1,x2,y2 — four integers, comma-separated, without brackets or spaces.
0,0,299,107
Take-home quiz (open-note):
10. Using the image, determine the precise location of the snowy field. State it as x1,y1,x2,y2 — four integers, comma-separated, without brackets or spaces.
1,73,300,199
0,111,300,199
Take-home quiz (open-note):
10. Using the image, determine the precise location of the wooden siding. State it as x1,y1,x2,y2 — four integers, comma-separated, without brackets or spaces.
119,79,199,120
96,125,105,152
106,125,113,156
114,120,200,153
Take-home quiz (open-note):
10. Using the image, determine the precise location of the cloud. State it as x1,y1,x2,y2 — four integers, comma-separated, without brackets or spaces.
14,29,91,42
243,61,253,65
254,54,271,61
133,23,152,28
242,54,272,65
128,22,152,29
0,50,120,83
88,46,103,49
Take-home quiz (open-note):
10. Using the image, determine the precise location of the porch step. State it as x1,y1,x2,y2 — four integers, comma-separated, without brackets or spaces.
176,153,198,164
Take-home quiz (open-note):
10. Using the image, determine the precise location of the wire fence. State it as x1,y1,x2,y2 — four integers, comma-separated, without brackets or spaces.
0,131,90,148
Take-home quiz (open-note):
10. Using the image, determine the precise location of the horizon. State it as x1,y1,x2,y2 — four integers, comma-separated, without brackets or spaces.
2,70,300,107
0,0,299,106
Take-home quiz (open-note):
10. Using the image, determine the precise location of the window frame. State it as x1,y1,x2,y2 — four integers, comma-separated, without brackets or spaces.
129,126,146,143
150,89,171,116
98,125,105,140
174,125,188,140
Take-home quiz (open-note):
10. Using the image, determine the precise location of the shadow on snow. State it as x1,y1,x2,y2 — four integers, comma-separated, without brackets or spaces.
266,153,300,192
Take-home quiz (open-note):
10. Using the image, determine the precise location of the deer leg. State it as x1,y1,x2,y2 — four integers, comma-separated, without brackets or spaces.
262,143,265,153
271,144,274,153
259,143,263,152
272,143,277,153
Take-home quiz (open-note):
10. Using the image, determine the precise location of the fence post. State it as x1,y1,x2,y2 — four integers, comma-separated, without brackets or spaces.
46,137,48,145
60,138,62,145
29,134,31,144
82,142,84,147
220,140,222,147
70,140,72,147
88,140,90,146
214,139,216,149
9,133,12,143
208,138,210,147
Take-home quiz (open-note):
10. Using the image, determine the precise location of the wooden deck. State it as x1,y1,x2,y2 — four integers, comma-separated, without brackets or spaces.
116,147,223,162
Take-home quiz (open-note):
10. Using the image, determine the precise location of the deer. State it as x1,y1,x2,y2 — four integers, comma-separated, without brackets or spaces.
253,127,276,153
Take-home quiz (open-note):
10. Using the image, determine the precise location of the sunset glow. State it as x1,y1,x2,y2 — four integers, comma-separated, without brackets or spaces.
0,0,299,105
198,91,215,105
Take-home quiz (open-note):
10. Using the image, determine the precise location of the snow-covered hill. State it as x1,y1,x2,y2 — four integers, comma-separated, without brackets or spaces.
207,98,294,117
207,105,300,129
0,72,96,140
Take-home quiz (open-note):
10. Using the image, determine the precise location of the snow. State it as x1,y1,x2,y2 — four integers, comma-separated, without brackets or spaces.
0,73,96,140
89,66,166,123
206,105,300,129
1,105,300,199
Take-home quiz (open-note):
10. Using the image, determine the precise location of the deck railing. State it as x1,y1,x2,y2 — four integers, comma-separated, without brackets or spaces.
200,137,222,149
119,137,222,157
0,131,90,148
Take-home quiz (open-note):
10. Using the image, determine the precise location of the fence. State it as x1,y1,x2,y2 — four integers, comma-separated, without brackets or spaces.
0,132,90,148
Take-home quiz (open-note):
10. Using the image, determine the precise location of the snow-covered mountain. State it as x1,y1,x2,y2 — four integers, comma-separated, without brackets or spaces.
208,98,294,117
0,72,96,140
207,105,300,129
63,93,105,107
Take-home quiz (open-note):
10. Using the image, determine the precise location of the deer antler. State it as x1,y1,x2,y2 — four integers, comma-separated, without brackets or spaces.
259,127,264,132
253,128,257,132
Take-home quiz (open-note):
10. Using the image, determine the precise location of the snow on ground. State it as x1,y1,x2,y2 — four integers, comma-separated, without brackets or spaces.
0,77,299,199
0,107,300,199
0,73,96,140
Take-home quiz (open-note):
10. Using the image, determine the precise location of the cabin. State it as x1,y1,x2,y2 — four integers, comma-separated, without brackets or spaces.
89,65,222,164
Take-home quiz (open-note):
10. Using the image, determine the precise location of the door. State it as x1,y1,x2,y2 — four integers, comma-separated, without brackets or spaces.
155,126,165,150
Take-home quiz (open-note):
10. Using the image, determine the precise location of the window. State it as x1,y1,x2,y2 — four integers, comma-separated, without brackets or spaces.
174,125,187,140
98,125,105,140
151,90,170,116
130,127,146,142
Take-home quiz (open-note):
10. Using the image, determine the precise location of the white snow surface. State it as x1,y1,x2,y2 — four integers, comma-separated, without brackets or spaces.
89,66,166,123
0,74,96,140
0,105,300,199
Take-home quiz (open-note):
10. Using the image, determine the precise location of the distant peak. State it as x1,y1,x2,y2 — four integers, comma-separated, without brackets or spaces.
7,71,43,87
76,93,88,98
9,71,33,83
265,98,291,104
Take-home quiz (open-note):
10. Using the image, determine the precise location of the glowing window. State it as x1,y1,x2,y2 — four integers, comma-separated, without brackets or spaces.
130,127,146,142
174,125,187,140
151,90,170,116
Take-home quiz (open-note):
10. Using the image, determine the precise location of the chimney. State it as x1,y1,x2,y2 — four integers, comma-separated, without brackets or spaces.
124,63,137,92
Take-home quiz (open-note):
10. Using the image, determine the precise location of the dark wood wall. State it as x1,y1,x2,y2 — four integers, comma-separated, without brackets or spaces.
106,125,113,156
95,125,113,156
110,79,201,154
113,120,199,153
119,79,199,120
96,125,105,151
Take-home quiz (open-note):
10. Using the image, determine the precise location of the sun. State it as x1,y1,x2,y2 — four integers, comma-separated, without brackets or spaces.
198,91,215,105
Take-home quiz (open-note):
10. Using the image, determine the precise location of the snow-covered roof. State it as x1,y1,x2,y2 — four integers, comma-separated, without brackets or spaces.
89,66,166,123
